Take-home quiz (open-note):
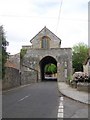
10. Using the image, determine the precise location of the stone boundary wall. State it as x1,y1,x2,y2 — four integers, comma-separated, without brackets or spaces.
77,83,90,93
21,70,38,85
2,67,21,90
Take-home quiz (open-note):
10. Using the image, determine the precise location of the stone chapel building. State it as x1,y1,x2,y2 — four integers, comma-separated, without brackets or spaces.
21,27,72,84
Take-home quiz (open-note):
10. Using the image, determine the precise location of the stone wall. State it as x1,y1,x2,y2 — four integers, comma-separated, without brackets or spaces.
21,70,38,85
77,83,90,93
9,53,20,70
25,48,72,60
2,67,21,90
22,45,32,50
21,27,72,83
21,48,72,82
31,27,61,49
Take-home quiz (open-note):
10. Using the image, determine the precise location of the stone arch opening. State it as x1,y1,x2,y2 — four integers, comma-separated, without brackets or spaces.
39,56,57,81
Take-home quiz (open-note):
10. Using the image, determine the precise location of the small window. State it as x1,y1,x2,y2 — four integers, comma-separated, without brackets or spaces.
41,36,49,49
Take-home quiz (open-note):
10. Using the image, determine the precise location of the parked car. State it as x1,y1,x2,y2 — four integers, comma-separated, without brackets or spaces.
72,72,90,83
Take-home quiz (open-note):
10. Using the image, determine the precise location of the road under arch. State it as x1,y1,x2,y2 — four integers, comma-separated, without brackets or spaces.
39,56,57,81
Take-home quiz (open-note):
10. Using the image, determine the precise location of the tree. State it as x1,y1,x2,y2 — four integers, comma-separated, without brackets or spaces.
44,63,57,74
72,42,88,72
0,26,9,79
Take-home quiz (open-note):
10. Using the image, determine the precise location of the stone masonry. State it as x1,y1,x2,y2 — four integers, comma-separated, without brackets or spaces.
21,27,72,84
2,67,21,90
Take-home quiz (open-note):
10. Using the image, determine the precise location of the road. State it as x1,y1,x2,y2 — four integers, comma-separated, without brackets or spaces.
2,82,59,118
2,81,89,118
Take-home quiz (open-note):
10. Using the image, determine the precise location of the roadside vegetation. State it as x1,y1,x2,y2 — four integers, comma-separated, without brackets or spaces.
0,26,9,79
72,42,88,72
20,48,27,60
67,42,90,92
44,63,57,75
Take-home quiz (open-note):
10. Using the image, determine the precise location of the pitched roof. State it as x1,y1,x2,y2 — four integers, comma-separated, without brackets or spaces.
5,60,17,69
5,53,20,70
30,26,61,43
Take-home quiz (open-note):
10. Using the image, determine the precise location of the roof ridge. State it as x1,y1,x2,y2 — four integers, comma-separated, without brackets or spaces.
30,26,61,43
30,26,46,43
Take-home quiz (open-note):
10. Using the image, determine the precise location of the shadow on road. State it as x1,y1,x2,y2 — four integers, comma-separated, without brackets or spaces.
43,78,57,82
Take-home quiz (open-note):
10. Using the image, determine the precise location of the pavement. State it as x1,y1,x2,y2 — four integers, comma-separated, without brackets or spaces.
58,82,90,105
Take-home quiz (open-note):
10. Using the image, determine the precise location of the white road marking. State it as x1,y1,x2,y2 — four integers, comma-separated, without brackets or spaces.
60,97,63,101
57,96,64,118
59,105,63,109
18,95,30,102
57,112,63,118
58,109,63,113
59,102,63,106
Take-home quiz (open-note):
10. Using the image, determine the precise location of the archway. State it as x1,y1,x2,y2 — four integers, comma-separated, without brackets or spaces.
39,56,57,81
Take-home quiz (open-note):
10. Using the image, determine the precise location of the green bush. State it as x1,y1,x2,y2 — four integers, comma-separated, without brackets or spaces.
20,48,27,60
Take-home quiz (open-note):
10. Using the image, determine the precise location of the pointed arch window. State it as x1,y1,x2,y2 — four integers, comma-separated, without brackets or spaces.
41,36,50,49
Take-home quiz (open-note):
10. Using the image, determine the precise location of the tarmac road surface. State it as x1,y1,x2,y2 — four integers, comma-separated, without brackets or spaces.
2,81,89,119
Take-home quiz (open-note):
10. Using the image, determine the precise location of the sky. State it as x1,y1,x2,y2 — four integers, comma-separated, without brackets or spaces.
0,0,89,55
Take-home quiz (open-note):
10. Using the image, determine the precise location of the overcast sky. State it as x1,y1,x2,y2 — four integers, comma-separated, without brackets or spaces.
0,0,89,55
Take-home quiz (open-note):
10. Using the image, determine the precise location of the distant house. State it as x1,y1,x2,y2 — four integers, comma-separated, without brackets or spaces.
5,53,20,70
5,60,17,69
83,48,90,76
